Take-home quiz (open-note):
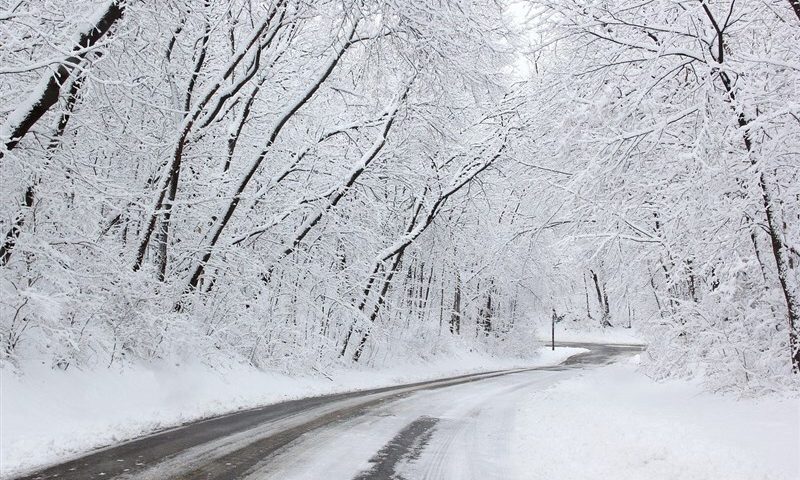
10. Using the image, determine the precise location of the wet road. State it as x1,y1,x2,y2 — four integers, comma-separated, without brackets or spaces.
12,343,643,480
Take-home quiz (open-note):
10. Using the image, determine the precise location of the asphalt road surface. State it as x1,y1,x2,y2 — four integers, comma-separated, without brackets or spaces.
13,342,643,480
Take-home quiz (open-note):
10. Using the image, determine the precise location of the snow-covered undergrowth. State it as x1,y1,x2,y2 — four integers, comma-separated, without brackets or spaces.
638,318,799,395
511,356,799,480
542,319,800,394
0,346,582,477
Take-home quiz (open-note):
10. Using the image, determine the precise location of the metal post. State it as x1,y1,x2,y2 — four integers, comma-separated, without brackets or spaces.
551,310,555,351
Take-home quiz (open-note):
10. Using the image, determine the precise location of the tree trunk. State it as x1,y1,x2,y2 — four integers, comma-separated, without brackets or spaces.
760,170,800,372
701,4,800,372
479,287,494,335
0,185,34,265
0,1,125,156
450,273,462,335
133,3,286,273
787,0,800,22
590,269,612,327
0,71,87,266
341,195,425,358
583,271,593,320
179,22,360,300
352,244,406,362
154,8,212,281
601,282,612,327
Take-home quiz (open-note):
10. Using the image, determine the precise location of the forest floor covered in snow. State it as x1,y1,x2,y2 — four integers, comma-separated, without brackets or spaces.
510,356,799,480
0,347,582,477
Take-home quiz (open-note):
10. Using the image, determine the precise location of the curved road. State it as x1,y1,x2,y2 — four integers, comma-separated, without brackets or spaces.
13,343,643,480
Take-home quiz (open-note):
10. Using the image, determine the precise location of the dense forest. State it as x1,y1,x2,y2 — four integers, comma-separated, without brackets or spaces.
1,0,798,393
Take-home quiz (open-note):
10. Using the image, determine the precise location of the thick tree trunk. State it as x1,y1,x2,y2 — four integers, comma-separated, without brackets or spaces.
759,171,800,372
0,0,125,156
601,282,612,327
0,185,33,265
352,244,406,362
787,0,800,22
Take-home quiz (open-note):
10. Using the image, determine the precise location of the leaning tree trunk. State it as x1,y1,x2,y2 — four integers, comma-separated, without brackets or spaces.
177,22,359,303
155,12,212,282
0,0,124,265
340,195,425,358
349,141,507,359
352,247,406,362
133,2,287,273
0,186,34,266
787,0,800,22
0,0,126,156
0,71,87,265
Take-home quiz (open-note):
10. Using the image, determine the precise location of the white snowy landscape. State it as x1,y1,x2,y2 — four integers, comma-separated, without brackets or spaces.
1,0,799,479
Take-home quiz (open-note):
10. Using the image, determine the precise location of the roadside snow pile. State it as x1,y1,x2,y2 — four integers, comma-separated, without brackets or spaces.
0,347,583,478
511,358,799,480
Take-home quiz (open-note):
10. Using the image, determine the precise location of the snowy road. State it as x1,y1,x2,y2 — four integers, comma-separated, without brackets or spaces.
14,343,641,480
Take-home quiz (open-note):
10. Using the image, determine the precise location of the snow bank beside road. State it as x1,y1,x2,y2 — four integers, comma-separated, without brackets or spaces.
0,347,584,478
511,357,799,480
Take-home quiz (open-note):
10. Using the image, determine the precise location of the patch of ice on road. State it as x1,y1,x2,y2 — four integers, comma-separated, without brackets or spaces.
510,363,799,480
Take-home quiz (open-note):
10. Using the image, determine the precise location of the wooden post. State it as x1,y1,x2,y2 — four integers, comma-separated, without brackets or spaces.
551,308,556,351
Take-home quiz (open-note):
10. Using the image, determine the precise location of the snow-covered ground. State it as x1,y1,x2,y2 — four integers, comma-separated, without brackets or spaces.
0,347,581,477
221,351,797,480
4,346,795,479
510,356,799,480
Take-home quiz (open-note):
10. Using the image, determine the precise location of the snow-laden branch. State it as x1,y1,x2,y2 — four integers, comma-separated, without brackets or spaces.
180,19,363,296
133,1,289,272
262,79,415,269
376,138,508,263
